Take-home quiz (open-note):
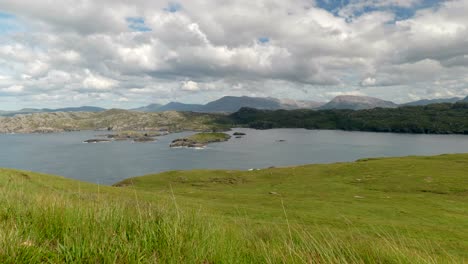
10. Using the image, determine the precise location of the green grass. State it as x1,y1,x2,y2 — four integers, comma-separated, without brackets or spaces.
1,154,468,263
185,132,231,143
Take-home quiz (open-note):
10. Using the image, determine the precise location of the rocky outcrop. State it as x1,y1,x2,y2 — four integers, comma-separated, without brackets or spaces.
84,139,111,143
170,138,206,148
0,110,220,134
170,132,231,148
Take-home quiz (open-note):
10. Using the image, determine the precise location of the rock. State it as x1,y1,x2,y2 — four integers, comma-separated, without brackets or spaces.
269,191,279,195
276,139,286,142
84,139,111,143
169,139,206,148
233,132,246,136
235,136,242,138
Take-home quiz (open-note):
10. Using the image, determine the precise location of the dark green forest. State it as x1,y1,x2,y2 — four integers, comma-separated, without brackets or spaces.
217,102,468,134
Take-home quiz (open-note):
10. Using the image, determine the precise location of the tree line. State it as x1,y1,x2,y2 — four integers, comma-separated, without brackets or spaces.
216,102,468,134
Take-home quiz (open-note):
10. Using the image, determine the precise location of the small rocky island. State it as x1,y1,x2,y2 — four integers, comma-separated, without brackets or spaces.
170,132,231,148
85,131,166,143
233,131,246,138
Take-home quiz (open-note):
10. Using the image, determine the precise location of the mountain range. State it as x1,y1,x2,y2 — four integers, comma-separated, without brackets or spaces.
131,96,324,113
2,95,468,117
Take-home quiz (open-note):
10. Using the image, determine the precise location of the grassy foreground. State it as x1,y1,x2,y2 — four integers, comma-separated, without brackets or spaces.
1,154,467,263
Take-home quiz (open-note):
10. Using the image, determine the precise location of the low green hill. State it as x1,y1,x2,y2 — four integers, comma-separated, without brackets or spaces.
1,154,467,263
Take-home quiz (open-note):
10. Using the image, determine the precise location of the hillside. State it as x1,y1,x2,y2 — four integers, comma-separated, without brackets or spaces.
0,109,223,133
320,95,398,110
224,102,468,134
1,154,467,262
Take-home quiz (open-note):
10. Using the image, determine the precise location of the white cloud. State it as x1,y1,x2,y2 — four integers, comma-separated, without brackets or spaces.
0,0,466,108
116,97,129,102
82,70,118,91
181,80,200,92
1,85,24,93
361,77,377,87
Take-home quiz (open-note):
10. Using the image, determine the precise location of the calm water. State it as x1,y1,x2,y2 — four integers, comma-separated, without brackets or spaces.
1,128,468,185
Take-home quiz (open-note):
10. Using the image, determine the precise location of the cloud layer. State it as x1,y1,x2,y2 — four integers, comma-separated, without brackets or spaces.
0,0,467,109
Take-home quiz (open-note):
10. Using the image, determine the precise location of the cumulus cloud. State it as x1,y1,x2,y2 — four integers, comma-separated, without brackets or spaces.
0,0,467,109
181,80,199,92
82,70,118,91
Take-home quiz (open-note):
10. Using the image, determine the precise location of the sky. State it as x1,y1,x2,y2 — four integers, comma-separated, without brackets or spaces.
0,0,467,110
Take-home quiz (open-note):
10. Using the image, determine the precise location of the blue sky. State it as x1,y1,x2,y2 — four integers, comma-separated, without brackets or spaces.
0,11,22,35
317,0,443,20
126,17,152,32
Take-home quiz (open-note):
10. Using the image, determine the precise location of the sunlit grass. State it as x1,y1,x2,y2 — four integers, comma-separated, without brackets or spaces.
1,154,467,263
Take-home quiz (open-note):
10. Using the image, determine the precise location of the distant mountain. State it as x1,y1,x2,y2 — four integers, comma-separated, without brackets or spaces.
0,106,106,117
462,96,468,102
278,99,325,109
319,95,398,110
49,106,106,113
403,97,462,106
134,96,324,113
132,104,162,112
158,102,204,112
202,96,282,112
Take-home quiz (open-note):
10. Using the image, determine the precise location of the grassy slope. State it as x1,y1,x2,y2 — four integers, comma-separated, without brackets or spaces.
1,154,467,263
185,132,231,143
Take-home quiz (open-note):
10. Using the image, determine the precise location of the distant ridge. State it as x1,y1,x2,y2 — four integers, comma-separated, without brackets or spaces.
134,96,324,113
158,102,204,112
6,95,466,116
0,106,106,117
132,103,162,112
403,97,462,106
201,96,282,112
319,95,398,110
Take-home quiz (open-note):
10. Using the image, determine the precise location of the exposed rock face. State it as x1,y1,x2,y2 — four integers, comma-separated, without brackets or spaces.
0,110,220,134
319,95,398,110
